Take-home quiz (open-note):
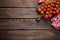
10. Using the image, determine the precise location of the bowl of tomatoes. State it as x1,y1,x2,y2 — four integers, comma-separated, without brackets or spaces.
37,0,60,21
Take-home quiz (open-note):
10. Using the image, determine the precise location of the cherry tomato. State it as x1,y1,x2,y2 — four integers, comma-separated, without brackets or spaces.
45,6,47,8
41,6,44,9
44,15,49,19
56,10,59,14
56,5,58,8
51,7,53,10
46,11,49,14
47,5,51,8
54,1,56,4
56,1,59,4
37,0,59,19
37,8,41,13
58,0,60,2
48,14,52,18
42,3,45,6
47,1,51,5
40,11,44,14
47,8,50,11
52,11,56,14
54,1,59,4
50,10,52,14
53,8,57,10
44,9,46,12
52,4,55,7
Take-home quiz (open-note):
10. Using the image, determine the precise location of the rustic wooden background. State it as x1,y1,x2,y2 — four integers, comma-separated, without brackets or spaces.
0,0,60,40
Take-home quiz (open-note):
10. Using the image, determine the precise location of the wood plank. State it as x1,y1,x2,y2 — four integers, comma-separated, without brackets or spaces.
0,19,52,29
0,0,37,7
0,8,36,18
0,30,60,40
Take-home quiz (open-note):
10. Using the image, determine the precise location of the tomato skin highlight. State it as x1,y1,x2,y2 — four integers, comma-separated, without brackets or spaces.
56,10,59,14
56,5,58,8
44,9,46,12
44,15,49,19
38,0,44,4
53,8,57,11
56,1,59,4
46,11,49,14
40,11,44,14
37,8,41,13
47,5,51,8
52,11,56,14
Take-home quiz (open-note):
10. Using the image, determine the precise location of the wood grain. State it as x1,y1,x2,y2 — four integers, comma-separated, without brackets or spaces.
0,0,37,7
0,0,60,40
0,19,52,29
0,30,60,40
0,8,36,18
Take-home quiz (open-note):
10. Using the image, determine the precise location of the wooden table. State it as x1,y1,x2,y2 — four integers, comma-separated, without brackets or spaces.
0,0,60,40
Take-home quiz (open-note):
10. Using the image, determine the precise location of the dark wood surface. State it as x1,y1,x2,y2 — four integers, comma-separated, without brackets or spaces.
0,0,37,7
0,8,36,18
0,29,60,40
0,19,52,29
0,0,60,40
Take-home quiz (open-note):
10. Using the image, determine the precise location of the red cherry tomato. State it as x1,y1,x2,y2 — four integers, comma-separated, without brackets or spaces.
44,9,46,12
53,8,57,11
41,6,44,9
45,6,47,8
51,7,53,10
52,11,56,14
56,10,59,14
58,0,60,2
48,14,52,18
56,1,59,4
50,11,52,14
40,11,44,14
44,15,49,19
54,1,57,4
54,1,59,4
47,5,51,8
47,1,51,5
42,0,44,3
56,5,58,8
52,4,55,7
42,3,45,6
47,8,50,11
46,11,49,14
37,8,41,13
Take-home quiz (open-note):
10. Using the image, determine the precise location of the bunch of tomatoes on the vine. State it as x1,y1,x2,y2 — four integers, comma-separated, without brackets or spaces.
37,0,60,19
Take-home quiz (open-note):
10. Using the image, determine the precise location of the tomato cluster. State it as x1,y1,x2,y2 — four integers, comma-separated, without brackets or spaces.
37,0,60,19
